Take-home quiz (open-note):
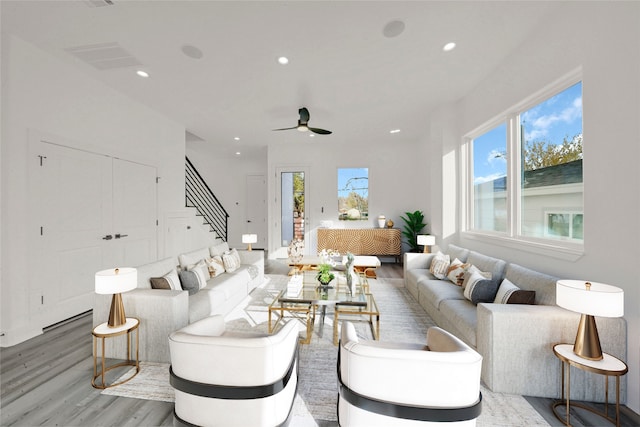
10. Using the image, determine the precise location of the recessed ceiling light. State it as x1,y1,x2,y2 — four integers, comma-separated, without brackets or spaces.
136,70,149,78
443,42,456,52
383,20,405,38
277,56,289,65
309,134,315,138
235,151,241,156
390,129,401,134
234,137,240,141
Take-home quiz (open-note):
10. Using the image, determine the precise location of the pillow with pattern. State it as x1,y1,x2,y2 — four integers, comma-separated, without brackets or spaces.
222,250,240,272
494,278,536,305
187,260,209,289
461,265,491,289
446,258,470,286
429,251,450,280
207,255,226,277
463,271,499,304
150,269,181,290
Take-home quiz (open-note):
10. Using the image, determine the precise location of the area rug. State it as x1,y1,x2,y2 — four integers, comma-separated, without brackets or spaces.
103,274,550,426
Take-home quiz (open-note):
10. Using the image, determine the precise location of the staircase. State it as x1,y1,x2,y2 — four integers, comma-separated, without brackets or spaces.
185,156,229,241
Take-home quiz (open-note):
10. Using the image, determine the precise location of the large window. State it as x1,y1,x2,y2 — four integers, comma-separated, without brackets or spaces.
337,168,368,220
466,76,583,251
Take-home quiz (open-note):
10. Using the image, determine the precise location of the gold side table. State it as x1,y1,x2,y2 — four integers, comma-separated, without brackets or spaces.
92,317,140,389
552,343,628,427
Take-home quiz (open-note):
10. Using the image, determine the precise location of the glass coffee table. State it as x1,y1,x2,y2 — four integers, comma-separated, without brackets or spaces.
268,271,379,345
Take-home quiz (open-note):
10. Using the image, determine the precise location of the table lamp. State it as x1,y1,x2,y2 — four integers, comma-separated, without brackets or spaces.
556,280,624,361
416,235,436,253
95,267,137,328
242,234,258,251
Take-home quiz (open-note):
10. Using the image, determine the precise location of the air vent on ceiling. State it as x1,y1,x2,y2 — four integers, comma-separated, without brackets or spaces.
84,0,114,7
65,42,142,70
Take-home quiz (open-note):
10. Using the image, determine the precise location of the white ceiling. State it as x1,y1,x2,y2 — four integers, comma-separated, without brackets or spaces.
1,0,559,157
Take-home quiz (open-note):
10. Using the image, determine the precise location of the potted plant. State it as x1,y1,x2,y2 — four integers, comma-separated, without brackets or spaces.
316,263,335,288
400,210,427,252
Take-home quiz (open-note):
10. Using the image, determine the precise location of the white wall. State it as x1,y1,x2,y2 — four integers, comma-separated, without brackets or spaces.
431,3,640,412
0,35,186,346
186,144,268,249
267,137,429,257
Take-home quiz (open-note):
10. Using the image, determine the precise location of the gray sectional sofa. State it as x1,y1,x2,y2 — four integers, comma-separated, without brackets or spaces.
404,244,627,402
93,242,264,363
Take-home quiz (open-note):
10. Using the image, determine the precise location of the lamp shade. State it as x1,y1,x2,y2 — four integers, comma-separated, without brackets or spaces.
416,235,436,246
242,234,258,244
95,267,137,295
556,280,624,317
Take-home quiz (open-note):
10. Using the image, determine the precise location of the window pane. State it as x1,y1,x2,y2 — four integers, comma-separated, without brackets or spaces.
472,124,507,233
520,82,583,240
338,168,368,220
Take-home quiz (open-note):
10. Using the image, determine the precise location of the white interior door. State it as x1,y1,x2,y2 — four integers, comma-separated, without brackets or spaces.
30,139,157,328
246,175,267,250
274,167,309,258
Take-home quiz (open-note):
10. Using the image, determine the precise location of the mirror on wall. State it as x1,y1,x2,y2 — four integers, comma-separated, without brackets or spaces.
338,168,368,221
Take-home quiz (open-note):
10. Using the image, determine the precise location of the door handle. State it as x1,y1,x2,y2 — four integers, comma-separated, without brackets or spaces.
115,233,128,239
102,235,113,240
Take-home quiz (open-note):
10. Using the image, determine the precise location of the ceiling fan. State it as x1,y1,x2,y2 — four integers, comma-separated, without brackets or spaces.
273,107,332,135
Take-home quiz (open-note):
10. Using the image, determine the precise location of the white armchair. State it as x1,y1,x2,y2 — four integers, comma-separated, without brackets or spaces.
338,322,483,426
169,315,299,427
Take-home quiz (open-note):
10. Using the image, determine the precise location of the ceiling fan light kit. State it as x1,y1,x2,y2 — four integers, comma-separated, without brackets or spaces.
273,107,332,135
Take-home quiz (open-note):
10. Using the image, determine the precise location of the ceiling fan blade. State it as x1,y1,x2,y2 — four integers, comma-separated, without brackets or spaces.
298,107,310,124
272,126,298,131
309,127,332,135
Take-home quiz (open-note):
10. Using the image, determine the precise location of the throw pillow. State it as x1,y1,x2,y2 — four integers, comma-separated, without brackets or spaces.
461,265,491,289
208,255,226,277
186,260,209,290
178,270,200,295
429,251,450,280
463,271,499,304
222,250,239,272
494,278,536,305
150,269,180,290
210,241,230,257
446,258,470,286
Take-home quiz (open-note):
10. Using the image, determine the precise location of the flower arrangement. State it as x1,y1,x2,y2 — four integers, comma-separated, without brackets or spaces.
316,263,335,286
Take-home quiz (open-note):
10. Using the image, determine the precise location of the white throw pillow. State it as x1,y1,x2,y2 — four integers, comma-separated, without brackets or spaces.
210,241,230,257
208,256,226,277
222,250,240,272
188,260,209,289
429,251,450,280
163,268,181,290
446,258,470,286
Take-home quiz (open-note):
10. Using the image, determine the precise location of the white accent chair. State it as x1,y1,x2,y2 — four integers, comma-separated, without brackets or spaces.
338,322,483,426
169,315,299,427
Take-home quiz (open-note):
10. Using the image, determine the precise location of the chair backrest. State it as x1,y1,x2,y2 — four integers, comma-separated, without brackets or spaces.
169,315,299,387
339,322,482,409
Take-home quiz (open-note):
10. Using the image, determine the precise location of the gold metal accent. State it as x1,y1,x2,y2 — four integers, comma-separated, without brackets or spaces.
107,293,127,328
92,318,140,389
246,243,252,251
585,281,591,291
573,313,603,360
423,245,430,253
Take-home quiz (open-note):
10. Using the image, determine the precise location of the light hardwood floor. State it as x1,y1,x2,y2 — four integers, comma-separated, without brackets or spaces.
1,258,638,426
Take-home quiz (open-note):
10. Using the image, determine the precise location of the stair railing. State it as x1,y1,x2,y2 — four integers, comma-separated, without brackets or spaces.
185,156,229,241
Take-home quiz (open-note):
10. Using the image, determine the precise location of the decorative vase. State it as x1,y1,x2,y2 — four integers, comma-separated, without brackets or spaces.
377,215,386,228
386,219,394,228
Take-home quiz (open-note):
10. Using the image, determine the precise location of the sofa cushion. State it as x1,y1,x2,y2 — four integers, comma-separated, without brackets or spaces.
188,288,227,323
178,247,211,269
178,270,202,295
416,278,465,309
466,251,507,284
494,278,536,304
222,249,241,272
503,264,558,306
150,268,181,290
438,299,478,347
210,241,230,257
446,259,470,286
207,255,226,277
445,244,470,263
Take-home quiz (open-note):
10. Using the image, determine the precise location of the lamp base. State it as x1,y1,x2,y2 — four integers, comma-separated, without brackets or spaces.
108,293,127,328
246,244,252,251
423,246,430,253
573,314,603,361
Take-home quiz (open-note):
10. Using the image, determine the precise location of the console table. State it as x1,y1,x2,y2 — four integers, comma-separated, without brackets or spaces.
317,228,401,262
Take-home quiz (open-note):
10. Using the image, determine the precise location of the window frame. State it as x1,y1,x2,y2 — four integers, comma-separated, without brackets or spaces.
462,69,584,259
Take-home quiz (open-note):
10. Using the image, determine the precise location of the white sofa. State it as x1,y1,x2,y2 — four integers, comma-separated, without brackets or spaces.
93,242,264,363
404,244,627,403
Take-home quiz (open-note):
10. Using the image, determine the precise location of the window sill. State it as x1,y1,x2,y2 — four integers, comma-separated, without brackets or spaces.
461,231,584,262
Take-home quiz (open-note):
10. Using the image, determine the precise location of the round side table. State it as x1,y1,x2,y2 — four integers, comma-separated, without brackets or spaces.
552,343,628,427
92,317,140,389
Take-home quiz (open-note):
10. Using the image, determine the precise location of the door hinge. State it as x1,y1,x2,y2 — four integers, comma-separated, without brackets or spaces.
41,295,44,305
38,155,47,166
40,226,44,236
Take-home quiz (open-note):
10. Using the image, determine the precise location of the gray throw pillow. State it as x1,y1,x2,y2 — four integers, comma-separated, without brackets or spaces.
178,270,200,295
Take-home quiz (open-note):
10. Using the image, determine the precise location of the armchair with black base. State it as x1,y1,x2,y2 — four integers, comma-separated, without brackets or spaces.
169,315,299,427
337,322,483,426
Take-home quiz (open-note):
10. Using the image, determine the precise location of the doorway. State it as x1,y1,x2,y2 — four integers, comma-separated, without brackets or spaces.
275,167,309,258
